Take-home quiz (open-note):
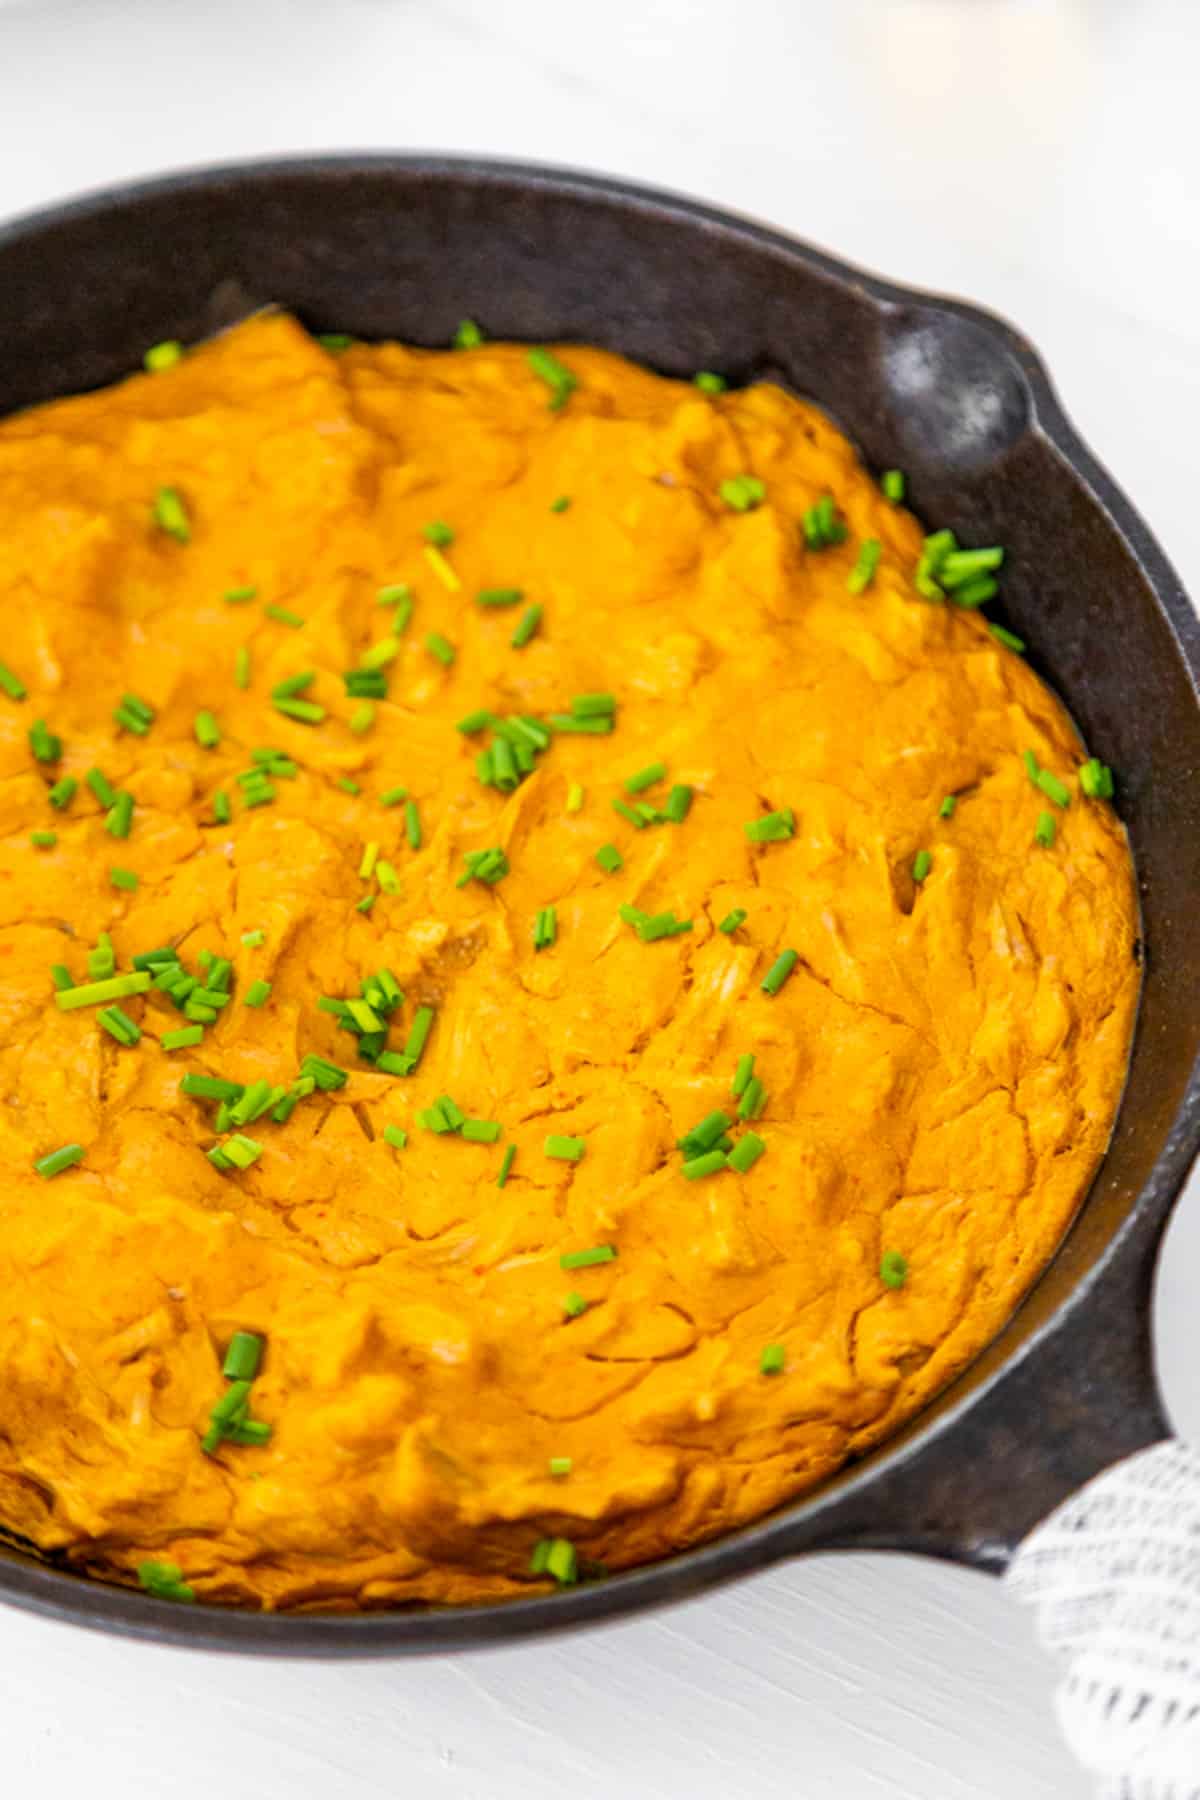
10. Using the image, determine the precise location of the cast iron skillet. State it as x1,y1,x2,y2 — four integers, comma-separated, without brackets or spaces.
0,156,1197,1656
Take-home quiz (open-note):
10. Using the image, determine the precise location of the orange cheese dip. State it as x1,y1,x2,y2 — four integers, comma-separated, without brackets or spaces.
0,314,1138,1609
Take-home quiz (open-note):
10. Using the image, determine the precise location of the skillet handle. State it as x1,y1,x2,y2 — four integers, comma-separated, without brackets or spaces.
811,1220,1171,1573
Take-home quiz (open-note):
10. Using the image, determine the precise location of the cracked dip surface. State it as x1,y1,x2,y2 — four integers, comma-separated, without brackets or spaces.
0,314,1138,1609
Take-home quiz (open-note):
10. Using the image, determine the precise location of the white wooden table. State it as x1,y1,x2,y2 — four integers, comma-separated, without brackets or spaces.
2,3,1198,1794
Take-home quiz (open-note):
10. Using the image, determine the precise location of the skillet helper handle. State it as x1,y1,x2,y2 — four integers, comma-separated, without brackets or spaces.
1005,1438,1200,1794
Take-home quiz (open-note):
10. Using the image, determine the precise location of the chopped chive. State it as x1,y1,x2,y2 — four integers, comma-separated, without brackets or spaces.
377,785,407,808
241,781,276,811
28,718,62,762
453,317,484,349
476,587,523,609
939,795,957,819
392,798,418,852
682,1149,728,1180
618,904,693,942
529,1539,552,1576
677,1110,731,1155
497,1143,517,1187
847,538,882,595
137,1560,194,1602
760,1342,786,1375
360,635,401,671
732,1054,755,1099
110,866,139,892
224,584,258,604
358,841,380,880
548,1457,572,1478
348,702,376,735
456,847,509,888
511,603,543,648
718,908,747,934
912,849,932,883
990,623,1025,653
271,671,315,700
527,346,577,411
424,632,456,667
48,775,77,809
664,784,692,823
355,894,376,915
300,1053,348,1091
50,963,73,991
624,761,666,795
86,767,117,807
383,1124,408,1150
546,1135,586,1164
563,1291,588,1319
737,1077,765,1121
338,777,361,796
611,798,646,829
550,713,614,735
243,979,272,1008
222,1331,264,1381
98,1005,141,1046
1080,757,1114,800
549,495,571,513
1035,810,1057,849
152,485,190,543
88,934,115,980
161,1025,204,1050
729,1131,765,1174
533,905,558,951
234,645,251,689
265,604,305,629
940,547,1005,589
35,1143,84,1178
180,1073,244,1101
694,371,727,395
1037,767,1071,809
462,1119,502,1144
194,710,220,749
595,843,622,874
744,808,794,843
0,663,26,700
222,1134,263,1171
240,929,265,948
719,474,765,513
953,575,998,608
423,545,460,593
30,830,57,849
803,494,848,549
317,332,353,352
423,521,455,548
566,782,584,815
274,697,325,724
105,791,134,839
881,469,905,503
456,709,492,735
378,581,412,610
880,1249,908,1289
560,1244,614,1270
761,949,798,996
402,1005,435,1069
55,972,152,1012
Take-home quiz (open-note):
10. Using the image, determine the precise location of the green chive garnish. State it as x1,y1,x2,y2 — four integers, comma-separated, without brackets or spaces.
30,830,57,849
235,645,251,689
425,632,456,667
1024,751,1070,809
137,1560,194,1602
265,604,305,629
271,672,315,700
527,347,577,411
399,799,420,850
677,1110,730,1156
179,1073,244,1101
497,1143,517,1188
624,761,665,795
161,1025,203,1050
476,587,523,609
940,547,1004,590
912,849,932,883
759,1343,785,1375
454,317,484,349
618,904,692,942
719,474,765,513
732,1055,755,1100
511,604,543,648
456,847,509,888
881,469,905,503
563,1291,588,1318
1080,757,1114,800
847,538,882,595
210,789,231,824
98,1005,141,1046
880,1249,908,1289
243,979,272,1008
143,340,183,377
546,1135,586,1164
954,576,998,608
718,908,747,934
1035,811,1056,848
104,791,134,839
153,485,190,542
663,784,692,823
595,843,622,874
533,906,558,951
35,1143,85,1178
549,495,571,513
736,1077,765,1121
560,1244,613,1269
0,662,27,700
48,775,77,810
990,624,1025,653
55,971,151,1011
28,719,62,762
694,371,726,395
50,964,73,991
803,494,847,549
192,710,220,749
744,808,794,843
729,1131,765,1174
382,1124,407,1150
939,795,957,819
317,332,353,352
86,767,117,808
682,1149,728,1180
461,1119,502,1144
274,697,325,725
110,865,138,892
423,521,455,548
548,1456,572,1478
761,949,798,996
224,584,258,604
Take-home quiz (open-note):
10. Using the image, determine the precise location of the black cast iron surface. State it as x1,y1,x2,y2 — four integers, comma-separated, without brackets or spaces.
0,156,1198,1657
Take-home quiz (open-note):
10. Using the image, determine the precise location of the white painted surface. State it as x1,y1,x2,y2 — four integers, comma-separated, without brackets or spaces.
0,2,1197,1794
